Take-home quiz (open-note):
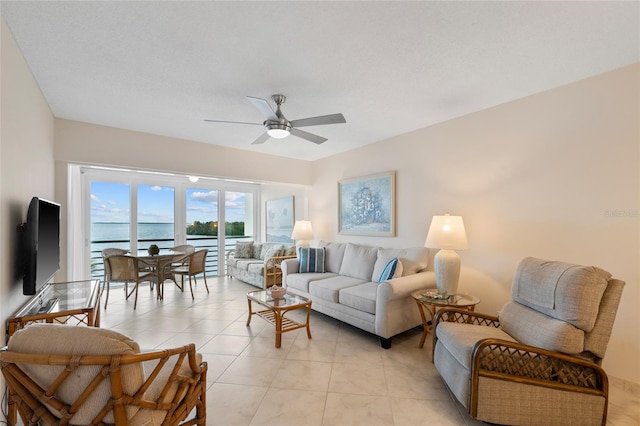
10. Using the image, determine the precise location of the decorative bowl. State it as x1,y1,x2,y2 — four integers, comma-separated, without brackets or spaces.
269,286,286,299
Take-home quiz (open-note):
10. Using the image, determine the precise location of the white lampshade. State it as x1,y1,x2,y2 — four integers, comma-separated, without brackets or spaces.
425,214,468,250
291,220,314,241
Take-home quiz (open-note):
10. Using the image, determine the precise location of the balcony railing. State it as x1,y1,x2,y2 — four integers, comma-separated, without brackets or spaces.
90,235,253,280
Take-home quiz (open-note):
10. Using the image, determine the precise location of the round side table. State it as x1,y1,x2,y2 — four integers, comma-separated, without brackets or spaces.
411,290,480,348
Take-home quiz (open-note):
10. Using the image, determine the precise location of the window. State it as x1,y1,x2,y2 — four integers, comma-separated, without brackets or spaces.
77,166,259,281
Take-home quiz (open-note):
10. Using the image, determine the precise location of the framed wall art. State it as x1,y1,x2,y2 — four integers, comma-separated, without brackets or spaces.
265,196,295,243
338,171,396,236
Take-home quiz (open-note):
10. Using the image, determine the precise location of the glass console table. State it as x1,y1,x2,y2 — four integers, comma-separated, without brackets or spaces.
7,279,102,338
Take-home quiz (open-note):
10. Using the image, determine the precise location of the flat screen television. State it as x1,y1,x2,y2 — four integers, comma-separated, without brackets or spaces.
22,197,60,295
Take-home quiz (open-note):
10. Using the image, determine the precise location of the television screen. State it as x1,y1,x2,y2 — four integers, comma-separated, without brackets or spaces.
23,197,60,295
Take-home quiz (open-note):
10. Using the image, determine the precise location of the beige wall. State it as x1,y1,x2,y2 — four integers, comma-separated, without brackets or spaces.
312,63,640,383
0,17,55,342
54,119,313,185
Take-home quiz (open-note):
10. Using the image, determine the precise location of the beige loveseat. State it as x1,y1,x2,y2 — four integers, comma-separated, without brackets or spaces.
226,241,296,288
281,241,436,348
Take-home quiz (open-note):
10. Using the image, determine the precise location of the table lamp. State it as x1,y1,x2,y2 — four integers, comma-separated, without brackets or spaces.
425,213,468,296
291,220,313,248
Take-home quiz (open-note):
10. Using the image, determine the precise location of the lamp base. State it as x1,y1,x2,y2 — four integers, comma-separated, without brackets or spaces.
433,249,461,296
296,240,310,249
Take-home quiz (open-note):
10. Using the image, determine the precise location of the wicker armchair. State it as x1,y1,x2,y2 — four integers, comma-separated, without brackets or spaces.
433,257,624,426
1,324,207,425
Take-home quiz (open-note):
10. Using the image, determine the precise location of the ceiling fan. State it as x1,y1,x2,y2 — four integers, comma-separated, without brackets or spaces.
205,95,346,145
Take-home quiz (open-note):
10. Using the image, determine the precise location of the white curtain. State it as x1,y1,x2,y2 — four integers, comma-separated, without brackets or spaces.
66,164,88,280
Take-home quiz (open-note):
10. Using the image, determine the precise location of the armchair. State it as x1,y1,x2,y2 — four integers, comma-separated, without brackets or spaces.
433,257,624,426
1,324,207,425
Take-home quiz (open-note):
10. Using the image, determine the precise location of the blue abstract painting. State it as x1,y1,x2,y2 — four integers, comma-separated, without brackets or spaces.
339,171,395,236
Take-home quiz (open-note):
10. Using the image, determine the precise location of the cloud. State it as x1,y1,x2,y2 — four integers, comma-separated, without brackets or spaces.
191,191,218,205
91,194,100,202
150,186,163,191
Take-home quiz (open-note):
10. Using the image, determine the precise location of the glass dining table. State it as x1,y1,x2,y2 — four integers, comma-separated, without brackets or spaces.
136,250,186,300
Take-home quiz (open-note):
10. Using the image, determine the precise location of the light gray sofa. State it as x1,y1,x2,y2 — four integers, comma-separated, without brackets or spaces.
226,241,296,289
281,241,436,348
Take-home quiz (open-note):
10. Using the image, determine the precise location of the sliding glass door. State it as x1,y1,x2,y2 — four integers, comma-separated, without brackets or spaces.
81,166,259,281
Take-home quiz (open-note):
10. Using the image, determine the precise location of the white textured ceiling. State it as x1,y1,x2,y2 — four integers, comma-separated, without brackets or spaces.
2,1,638,161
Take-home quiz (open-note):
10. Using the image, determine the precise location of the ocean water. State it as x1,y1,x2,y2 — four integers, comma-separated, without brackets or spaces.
91,222,223,279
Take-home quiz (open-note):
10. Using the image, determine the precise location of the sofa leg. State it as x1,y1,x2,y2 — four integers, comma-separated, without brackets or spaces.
379,337,392,349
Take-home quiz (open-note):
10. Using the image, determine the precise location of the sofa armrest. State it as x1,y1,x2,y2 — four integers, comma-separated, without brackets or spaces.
226,249,235,259
281,258,300,282
377,271,436,301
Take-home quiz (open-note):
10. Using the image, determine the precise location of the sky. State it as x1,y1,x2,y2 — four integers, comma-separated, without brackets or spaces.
90,182,248,224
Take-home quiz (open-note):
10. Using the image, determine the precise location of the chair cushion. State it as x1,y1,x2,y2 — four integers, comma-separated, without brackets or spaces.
436,322,517,369
512,257,611,331
499,301,585,354
339,243,378,281
8,324,144,424
261,244,284,260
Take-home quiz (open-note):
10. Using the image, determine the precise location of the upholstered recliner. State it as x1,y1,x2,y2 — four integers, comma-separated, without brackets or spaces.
0,324,207,425
433,257,624,426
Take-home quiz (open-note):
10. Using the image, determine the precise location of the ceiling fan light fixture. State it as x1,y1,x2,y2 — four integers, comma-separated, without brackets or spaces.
266,122,291,139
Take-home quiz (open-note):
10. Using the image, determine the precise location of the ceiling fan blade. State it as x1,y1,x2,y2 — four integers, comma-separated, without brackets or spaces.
247,96,278,121
204,119,263,126
290,113,346,128
251,132,271,145
290,128,327,144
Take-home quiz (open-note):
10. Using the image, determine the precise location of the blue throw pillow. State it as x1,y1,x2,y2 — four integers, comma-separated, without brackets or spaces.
298,247,326,273
378,257,403,282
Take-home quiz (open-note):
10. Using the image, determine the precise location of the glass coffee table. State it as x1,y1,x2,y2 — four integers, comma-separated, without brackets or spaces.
411,289,480,348
246,290,312,348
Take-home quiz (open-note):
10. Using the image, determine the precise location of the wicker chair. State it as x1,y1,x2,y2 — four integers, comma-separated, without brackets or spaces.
104,255,153,310
1,324,207,425
101,247,127,282
170,250,209,300
433,257,624,426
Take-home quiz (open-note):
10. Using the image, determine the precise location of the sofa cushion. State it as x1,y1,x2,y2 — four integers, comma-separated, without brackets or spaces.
512,257,611,331
234,259,264,271
377,257,403,282
339,243,378,281
339,282,378,314
499,301,585,354
319,241,347,273
247,262,264,275
261,244,284,260
283,245,297,257
235,241,254,259
253,243,264,260
8,324,144,424
287,272,337,293
309,275,367,303
372,247,429,279
298,247,326,273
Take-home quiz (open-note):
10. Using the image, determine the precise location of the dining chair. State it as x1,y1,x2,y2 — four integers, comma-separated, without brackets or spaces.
170,249,209,300
101,248,127,283
104,255,152,310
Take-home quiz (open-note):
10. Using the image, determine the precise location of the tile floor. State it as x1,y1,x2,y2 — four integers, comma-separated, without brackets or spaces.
101,276,640,426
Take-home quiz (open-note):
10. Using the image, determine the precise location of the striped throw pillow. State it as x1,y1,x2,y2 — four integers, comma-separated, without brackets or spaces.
298,247,326,273
378,257,403,282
